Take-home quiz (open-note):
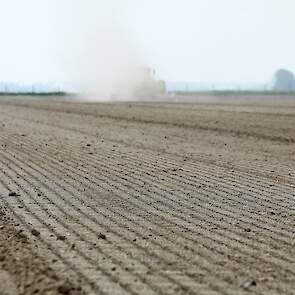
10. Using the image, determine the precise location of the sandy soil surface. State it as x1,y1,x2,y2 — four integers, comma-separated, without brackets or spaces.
0,96,295,294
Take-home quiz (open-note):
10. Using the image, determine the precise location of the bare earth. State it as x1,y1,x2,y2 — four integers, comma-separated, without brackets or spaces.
0,96,295,295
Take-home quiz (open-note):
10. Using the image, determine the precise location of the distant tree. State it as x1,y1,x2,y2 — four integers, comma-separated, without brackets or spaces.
272,69,295,92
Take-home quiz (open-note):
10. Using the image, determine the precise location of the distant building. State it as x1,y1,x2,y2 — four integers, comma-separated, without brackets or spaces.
272,69,295,92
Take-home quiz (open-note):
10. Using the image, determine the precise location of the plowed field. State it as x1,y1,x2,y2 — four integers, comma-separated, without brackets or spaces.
0,96,295,295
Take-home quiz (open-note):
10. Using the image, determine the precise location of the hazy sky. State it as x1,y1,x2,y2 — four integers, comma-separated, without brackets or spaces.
0,0,294,84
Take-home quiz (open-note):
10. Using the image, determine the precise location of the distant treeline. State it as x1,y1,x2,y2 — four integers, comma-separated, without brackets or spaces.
171,90,295,96
0,91,68,96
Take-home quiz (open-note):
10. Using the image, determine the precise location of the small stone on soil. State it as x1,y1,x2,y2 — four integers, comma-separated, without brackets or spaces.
31,229,40,236
57,235,67,241
240,279,257,289
8,192,18,197
58,283,72,294
98,233,106,240
17,231,29,243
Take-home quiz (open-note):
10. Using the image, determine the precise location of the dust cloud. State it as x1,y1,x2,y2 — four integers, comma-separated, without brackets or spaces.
63,1,145,101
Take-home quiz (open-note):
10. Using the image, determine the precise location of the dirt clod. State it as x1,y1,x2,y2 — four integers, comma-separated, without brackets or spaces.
58,283,73,294
98,233,106,240
240,279,257,289
31,229,40,237
57,235,67,241
8,192,18,197
17,231,29,243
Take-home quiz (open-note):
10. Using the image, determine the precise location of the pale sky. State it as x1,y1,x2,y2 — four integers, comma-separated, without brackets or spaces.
0,0,294,84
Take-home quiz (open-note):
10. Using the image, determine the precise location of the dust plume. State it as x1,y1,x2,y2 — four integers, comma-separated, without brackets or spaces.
63,1,145,101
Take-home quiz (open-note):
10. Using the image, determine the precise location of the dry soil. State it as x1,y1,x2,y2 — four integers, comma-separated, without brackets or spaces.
0,96,295,295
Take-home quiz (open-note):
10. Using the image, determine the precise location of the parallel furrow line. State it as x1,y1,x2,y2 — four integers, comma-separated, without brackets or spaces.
0,150,222,295
0,174,108,295
1,140,295,280
2,111,295,185
10,134,295,243
0,157,165,295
